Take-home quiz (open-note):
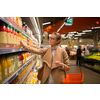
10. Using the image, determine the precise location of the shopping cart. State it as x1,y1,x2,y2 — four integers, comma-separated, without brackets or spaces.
62,65,84,84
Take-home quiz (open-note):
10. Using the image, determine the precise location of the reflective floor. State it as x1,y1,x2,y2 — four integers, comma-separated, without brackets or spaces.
67,60,100,84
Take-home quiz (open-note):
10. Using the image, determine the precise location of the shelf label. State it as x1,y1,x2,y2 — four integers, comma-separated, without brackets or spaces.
12,49,15,52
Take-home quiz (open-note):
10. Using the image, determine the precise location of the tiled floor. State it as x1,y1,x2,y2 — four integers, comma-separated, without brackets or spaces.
67,60,100,84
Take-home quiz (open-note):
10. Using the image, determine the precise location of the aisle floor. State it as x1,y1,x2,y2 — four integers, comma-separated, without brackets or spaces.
67,60,100,84
39,58,100,84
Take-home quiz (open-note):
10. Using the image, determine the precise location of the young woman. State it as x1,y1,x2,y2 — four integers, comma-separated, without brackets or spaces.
20,32,70,84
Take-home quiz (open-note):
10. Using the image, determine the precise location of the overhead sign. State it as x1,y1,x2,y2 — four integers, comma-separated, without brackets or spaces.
65,18,73,26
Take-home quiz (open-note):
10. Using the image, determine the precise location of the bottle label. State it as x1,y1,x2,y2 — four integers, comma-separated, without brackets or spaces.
0,72,2,80
9,66,13,74
5,68,7,76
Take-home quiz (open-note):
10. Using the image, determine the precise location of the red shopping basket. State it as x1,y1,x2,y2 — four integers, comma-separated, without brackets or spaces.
62,73,84,84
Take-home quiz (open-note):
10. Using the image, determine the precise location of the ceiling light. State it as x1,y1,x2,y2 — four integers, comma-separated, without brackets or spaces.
91,26,100,29
82,30,92,32
78,32,86,35
43,22,51,25
74,34,81,36
57,22,65,32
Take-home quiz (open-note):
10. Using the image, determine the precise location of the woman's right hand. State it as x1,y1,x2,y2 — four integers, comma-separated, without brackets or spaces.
20,40,26,48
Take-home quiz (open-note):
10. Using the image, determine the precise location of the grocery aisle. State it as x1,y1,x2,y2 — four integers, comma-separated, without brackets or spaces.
67,60,100,84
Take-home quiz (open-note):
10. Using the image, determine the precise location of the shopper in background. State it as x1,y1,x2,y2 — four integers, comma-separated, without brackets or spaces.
20,32,70,84
76,46,82,66
65,47,70,57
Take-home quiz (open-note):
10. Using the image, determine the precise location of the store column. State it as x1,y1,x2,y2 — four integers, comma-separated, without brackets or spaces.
94,30,98,49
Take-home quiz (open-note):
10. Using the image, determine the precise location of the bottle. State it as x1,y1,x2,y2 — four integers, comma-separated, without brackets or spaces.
0,63,2,82
6,25,12,44
12,27,15,45
0,23,7,48
9,26,13,44
22,22,26,31
0,55,8,78
6,55,13,75
15,30,18,46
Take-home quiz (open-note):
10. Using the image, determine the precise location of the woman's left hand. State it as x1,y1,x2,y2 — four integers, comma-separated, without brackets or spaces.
55,61,63,67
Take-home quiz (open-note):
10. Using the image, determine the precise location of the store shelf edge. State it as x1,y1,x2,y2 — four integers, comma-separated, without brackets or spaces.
2,55,36,84
0,48,26,55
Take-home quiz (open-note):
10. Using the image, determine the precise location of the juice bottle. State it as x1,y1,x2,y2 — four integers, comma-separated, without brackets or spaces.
6,24,12,44
9,26,13,44
9,54,15,72
0,63,2,83
6,55,13,75
15,53,19,69
0,23,7,48
0,55,8,78
15,30,18,45
11,27,15,45
13,28,16,45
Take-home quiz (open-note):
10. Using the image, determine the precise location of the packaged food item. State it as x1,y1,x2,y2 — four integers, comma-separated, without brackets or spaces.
0,55,8,78
9,26,14,44
6,24,12,44
6,55,13,75
0,23,7,47
0,64,2,81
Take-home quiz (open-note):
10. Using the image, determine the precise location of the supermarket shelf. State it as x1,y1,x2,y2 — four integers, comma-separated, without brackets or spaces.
0,48,26,55
2,55,37,84
0,17,37,44
22,30,37,44
0,17,21,32
22,59,37,84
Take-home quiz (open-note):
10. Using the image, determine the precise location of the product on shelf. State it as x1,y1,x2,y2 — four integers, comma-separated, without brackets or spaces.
0,23,7,48
16,17,22,28
6,55,13,75
0,64,2,82
0,55,8,79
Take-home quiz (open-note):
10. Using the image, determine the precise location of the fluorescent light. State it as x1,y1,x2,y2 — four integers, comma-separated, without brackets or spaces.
33,17,40,34
91,26,100,29
43,22,51,25
82,30,92,32
57,22,65,32
78,32,86,35
74,34,81,36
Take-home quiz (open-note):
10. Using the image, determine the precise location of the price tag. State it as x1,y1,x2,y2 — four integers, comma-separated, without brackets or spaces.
19,49,22,51
12,49,15,52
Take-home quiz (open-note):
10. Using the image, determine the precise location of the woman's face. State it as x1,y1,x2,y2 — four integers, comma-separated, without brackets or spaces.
49,33,60,46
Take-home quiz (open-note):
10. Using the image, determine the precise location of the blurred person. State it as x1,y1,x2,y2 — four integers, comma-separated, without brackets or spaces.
65,47,70,57
76,46,82,66
20,32,70,84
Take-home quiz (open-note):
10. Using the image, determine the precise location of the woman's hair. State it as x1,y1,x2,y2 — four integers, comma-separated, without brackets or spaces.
53,32,62,44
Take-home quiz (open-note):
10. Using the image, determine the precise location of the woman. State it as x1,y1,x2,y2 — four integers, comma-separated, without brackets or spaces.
20,32,70,84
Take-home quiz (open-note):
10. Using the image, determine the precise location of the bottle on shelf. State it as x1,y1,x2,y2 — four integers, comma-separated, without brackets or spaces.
0,63,2,83
9,25,14,46
6,24,12,48
6,55,13,76
0,55,8,79
0,23,7,48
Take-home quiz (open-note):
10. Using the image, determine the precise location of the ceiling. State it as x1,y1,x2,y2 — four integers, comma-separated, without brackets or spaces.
42,17,100,34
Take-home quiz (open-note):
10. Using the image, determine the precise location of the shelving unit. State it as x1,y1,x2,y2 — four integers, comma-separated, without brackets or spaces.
0,17,39,84
0,17,37,44
2,55,37,84
21,58,37,84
